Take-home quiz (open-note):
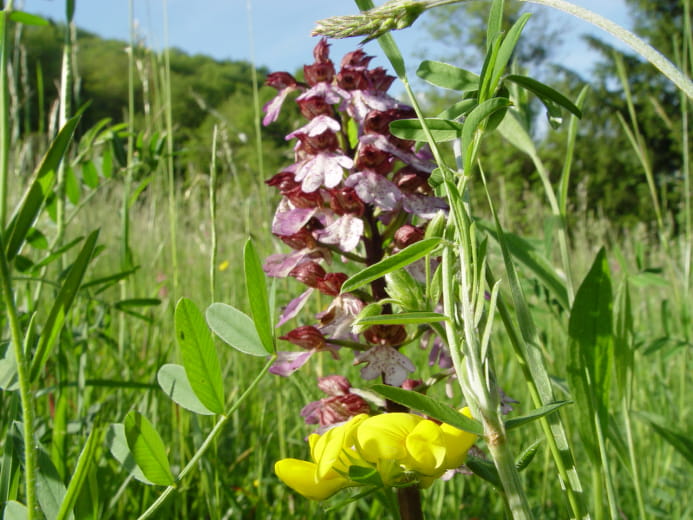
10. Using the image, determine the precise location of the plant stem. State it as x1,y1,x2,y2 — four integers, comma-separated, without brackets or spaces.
0,234,37,519
0,0,12,229
136,356,275,520
397,486,423,520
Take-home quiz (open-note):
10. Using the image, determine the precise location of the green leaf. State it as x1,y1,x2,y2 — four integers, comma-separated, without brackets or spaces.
5,113,81,261
486,0,505,50
504,401,571,430
205,302,269,357
634,412,693,466
9,11,49,25
370,384,483,436
416,60,479,92
340,238,440,294
104,424,153,485
504,74,582,119
515,439,542,472
461,97,512,171
175,298,225,415
30,230,100,381
123,412,175,486
81,160,99,189
244,239,274,353
36,442,71,520
56,428,102,520
436,98,477,120
389,118,462,142
157,364,214,416
466,456,501,488
568,248,613,429
348,465,382,486
64,165,80,205
488,13,532,92
3,501,28,520
354,312,447,327
478,221,569,311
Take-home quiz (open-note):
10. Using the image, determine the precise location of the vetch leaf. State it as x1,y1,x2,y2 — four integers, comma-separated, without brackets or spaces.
206,302,269,357
3,501,28,520
244,239,274,353
504,401,571,430
104,424,152,485
157,364,214,415
370,384,483,436
416,60,479,91
123,411,174,486
340,238,440,294
466,456,501,488
460,97,512,172
505,74,582,119
9,11,49,26
36,442,71,520
488,13,532,93
175,298,225,415
634,412,693,465
515,439,542,472
56,428,102,520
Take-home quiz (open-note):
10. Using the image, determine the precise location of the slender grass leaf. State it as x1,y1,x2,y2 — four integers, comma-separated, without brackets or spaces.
3,501,28,520
30,236,84,272
568,248,613,428
175,298,225,415
354,312,448,327
0,397,19,504
123,411,174,486
81,266,139,292
340,238,440,294
114,298,161,309
613,280,634,399
104,424,153,485
505,74,582,118
65,165,80,205
389,118,462,142
56,427,102,520
634,412,693,465
370,384,483,436
157,364,214,416
244,239,274,353
489,13,532,92
81,160,99,189
416,60,479,91
30,230,99,382
9,11,48,26
5,113,81,261
206,302,268,357
37,442,71,520
505,401,571,430
0,343,18,391
486,0,505,50
479,221,569,310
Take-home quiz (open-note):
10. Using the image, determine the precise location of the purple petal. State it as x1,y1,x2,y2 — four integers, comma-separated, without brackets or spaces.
262,87,294,126
272,206,317,236
402,195,448,219
295,152,353,193
345,171,402,211
360,133,434,173
277,288,314,327
269,350,314,376
287,115,341,139
354,345,415,386
314,214,363,252
263,250,312,278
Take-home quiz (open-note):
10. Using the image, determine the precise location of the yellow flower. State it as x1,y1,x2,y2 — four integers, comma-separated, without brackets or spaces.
439,407,478,469
274,414,369,501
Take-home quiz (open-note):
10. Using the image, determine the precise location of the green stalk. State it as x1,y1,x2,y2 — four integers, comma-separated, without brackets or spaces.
0,0,12,229
0,233,37,519
209,125,218,302
621,398,646,520
593,405,618,520
162,0,178,298
136,356,276,520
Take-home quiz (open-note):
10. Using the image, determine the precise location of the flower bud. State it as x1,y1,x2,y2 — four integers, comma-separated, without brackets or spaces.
290,261,326,288
280,325,326,349
394,224,424,249
424,210,447,240
328,187,365,216
317,272,348,296
320,394,370,425
364,324,407,347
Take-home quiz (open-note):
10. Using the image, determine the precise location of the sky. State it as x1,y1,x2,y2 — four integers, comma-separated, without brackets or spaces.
19,0,632,80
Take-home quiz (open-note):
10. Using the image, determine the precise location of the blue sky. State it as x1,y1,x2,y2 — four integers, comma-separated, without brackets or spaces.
20,0,631,79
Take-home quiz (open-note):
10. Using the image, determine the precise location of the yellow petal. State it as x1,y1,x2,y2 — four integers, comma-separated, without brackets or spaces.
274,458,349,501
357,413,421,463
404,419,447,475
440,407,478,469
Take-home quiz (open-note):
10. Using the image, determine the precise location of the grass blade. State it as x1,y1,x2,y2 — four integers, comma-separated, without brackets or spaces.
244,239,274,353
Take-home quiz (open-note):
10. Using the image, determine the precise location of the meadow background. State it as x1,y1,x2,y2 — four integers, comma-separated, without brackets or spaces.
0,0,690,519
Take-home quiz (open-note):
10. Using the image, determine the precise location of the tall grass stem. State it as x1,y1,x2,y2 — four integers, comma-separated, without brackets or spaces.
0,1,12,229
